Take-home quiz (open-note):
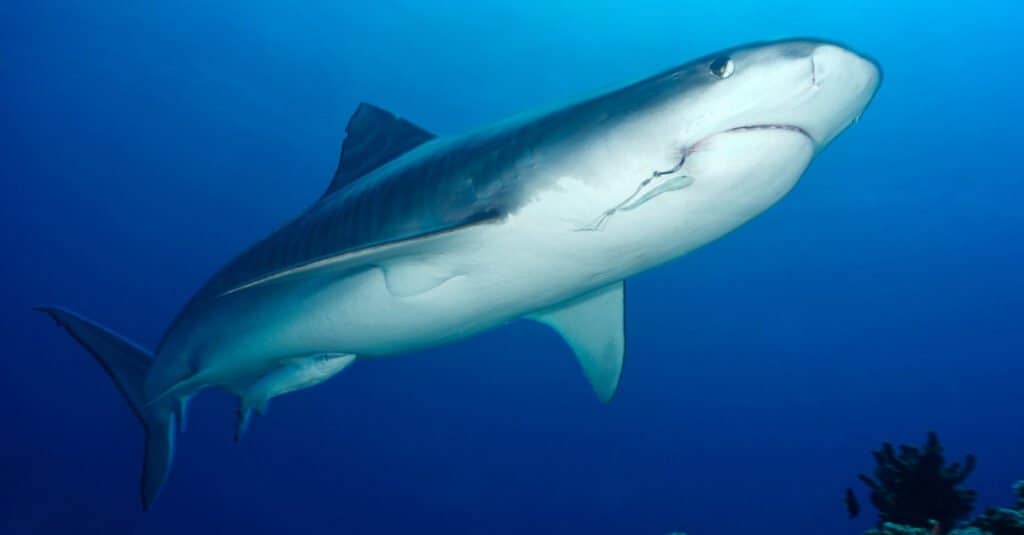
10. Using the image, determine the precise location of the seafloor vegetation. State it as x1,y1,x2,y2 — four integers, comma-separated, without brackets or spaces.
850,433,1023,535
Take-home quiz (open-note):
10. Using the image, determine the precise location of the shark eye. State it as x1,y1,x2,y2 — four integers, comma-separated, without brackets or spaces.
709,57,734,79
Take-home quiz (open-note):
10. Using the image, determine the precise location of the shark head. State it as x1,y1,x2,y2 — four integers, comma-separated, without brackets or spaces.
659,40,880,218
668,39,881,152
567,39,880,241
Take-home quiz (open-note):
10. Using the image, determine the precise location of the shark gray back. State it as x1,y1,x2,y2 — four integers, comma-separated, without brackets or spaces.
170,47,773,322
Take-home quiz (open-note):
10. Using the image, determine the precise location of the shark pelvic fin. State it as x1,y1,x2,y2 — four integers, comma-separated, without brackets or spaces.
529,282,626,402
234,406,252,443
234,353,356,441
34,306,175,511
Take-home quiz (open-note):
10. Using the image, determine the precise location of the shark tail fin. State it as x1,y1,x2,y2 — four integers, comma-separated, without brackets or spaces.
34,306,175,511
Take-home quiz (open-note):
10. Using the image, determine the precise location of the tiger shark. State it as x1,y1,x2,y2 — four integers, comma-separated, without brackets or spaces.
37,39,880,509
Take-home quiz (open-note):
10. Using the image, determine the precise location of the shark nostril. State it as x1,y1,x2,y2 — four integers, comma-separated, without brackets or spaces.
811,55,822,87
810,44,851,88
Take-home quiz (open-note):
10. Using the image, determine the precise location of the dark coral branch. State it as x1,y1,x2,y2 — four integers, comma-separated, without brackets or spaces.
966,481,1024,535
858,432,977,534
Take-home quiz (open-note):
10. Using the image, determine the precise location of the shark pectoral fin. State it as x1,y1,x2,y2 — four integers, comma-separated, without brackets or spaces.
529,282,626,402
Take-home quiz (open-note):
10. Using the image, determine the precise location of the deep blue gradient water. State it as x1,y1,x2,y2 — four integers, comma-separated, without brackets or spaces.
3,1,1022,533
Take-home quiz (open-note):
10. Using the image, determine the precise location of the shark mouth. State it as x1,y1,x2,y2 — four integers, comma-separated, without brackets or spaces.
724,124,814,144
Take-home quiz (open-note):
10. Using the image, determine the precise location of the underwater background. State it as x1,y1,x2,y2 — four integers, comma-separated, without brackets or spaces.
2,1,1022,533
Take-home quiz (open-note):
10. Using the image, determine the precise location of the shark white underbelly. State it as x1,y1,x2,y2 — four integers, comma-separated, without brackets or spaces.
280,125,817,359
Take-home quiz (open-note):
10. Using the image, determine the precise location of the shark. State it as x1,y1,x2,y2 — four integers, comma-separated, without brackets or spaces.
37,39,880,509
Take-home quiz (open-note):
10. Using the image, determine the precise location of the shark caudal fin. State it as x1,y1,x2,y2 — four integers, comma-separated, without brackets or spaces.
34,306,174,511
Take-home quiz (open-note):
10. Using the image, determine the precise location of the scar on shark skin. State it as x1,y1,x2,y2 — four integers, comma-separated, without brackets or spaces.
577,154,695,232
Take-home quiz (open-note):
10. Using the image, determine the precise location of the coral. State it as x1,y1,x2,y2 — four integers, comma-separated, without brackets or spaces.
858,432,977,534
863,482,1024,535
966,481,1024,535
865,522,932,535
865,522,988,535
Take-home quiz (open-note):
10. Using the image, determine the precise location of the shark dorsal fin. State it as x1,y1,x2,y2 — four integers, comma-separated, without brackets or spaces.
323,103,436,198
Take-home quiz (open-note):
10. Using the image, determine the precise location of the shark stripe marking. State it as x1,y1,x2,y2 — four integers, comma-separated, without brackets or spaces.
218,213,504,298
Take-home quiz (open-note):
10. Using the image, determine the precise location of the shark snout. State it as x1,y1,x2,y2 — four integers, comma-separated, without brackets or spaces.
810,43,881,92
793,42,881,148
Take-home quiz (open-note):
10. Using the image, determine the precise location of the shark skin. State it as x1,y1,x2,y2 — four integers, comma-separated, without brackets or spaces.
36,39,880,509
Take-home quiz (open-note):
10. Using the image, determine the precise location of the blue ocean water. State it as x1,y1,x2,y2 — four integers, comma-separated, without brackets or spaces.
2,1,1022,533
